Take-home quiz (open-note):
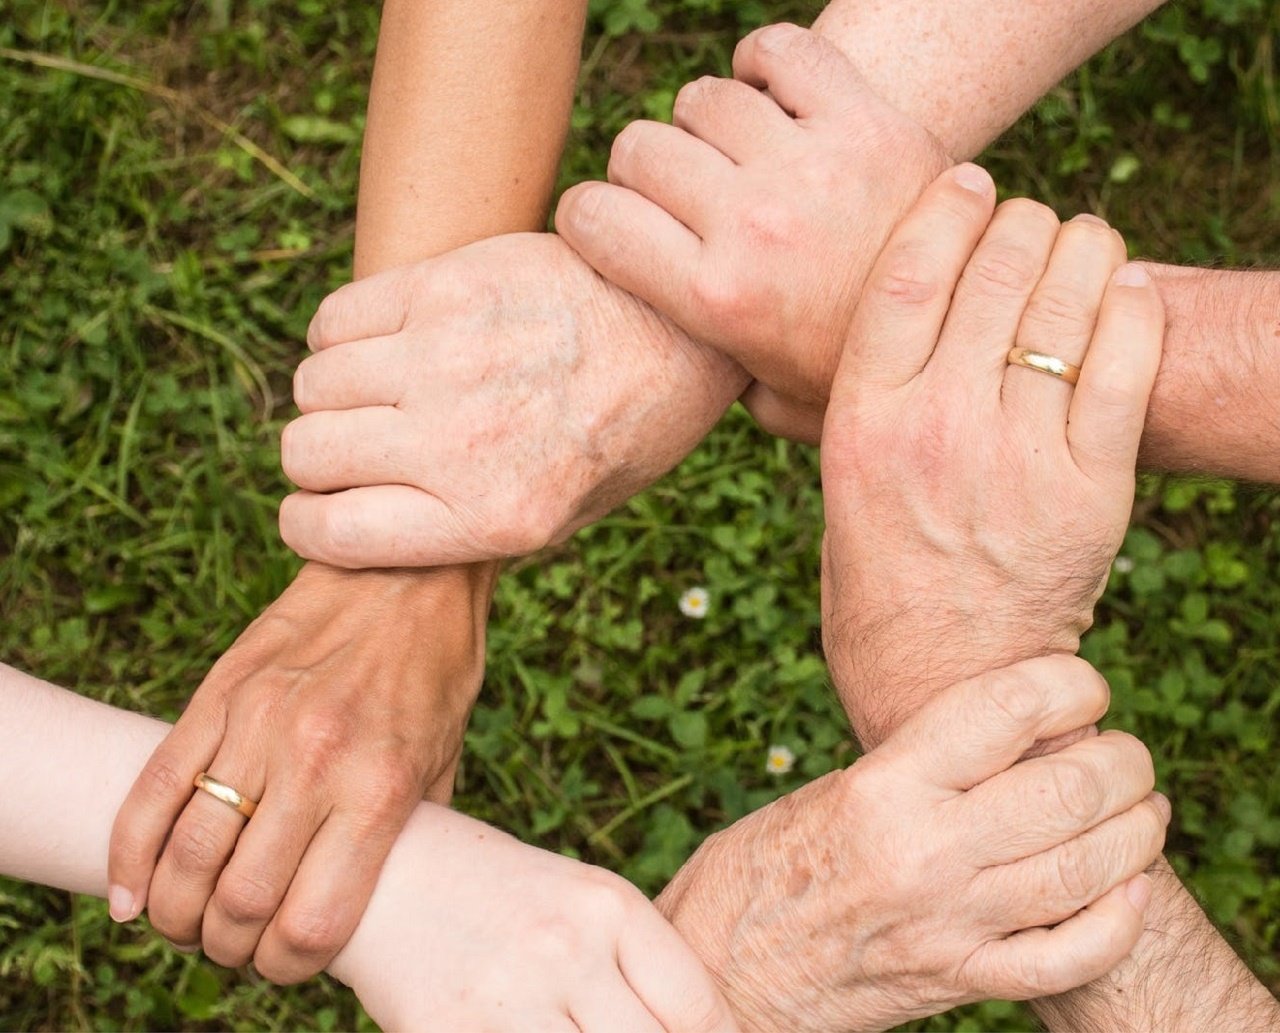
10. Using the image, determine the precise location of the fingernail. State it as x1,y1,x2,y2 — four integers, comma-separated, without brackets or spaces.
1071,213,1110,227
952,163,992,195
108,885,139,923
1152,791,1173,823
168,941,201,955
1125,873,1153,911
1114,263,1150,287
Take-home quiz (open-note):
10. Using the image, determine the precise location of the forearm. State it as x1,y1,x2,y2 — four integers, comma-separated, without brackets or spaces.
1140,265,1280,483
1034,858,1280,1031
812,0,1166,160
306,3,591,741
0,663,443,996
354,0,588,277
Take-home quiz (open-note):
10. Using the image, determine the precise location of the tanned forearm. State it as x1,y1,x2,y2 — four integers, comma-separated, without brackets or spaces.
1142,265,1280,483
354,0,587,276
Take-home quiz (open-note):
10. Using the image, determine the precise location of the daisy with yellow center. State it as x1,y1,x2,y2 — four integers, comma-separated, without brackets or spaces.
678,586,710,619
766,745,795,775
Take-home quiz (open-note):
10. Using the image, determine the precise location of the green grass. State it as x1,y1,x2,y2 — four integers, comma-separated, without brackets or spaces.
1,0,1278,1029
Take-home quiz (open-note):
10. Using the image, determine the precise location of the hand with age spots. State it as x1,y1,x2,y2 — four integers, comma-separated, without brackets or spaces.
656,656,1168,1033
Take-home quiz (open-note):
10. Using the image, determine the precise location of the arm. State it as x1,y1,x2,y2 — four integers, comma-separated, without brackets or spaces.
1140,265,1280,483
816,171,1279,1031
281,1,1168,568
108,0,589,982
0,663,734,1031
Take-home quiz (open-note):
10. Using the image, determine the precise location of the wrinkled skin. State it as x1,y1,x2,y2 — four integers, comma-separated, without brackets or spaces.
657,656,1168,1033
557,23,950,442
817,167,1165,746
279,233,746,568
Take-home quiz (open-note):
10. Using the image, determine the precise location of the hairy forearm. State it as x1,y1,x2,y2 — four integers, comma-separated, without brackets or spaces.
812,0,1166,160
1140,265,1280,483
1034,858,1280,1031
354,0,588,277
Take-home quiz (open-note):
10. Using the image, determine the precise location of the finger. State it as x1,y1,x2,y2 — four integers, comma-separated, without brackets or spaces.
607,120,733,234
292,335,410,414
836,164,996,393
280,407,412,493
306,269,411,351
740,382,824,445
1067,263,1165,481
617,911,738,1033
254,810,404,984
965,730,1157,864
146,750,262,947
732,23,864,120
108,698,225,923
670,76,797,163
1002,214,1128,428
279,486,483,568
965,875,1152,1000
986,792,1170,931
200,783,326,968
555,181,703,329
877,655,1111,792
927,197,1060,394
568,974,664,1033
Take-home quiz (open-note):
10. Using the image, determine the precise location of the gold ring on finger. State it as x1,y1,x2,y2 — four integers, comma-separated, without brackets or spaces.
1006,347,1081,386
193,772,258,819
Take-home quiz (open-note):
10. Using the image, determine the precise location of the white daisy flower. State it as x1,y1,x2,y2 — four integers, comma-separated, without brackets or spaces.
766,745,795,776
1113,556,1135,574
678,587,710,619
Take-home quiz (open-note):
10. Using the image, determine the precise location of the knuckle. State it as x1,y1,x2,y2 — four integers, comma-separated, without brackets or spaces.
736,200,802,250
869,245,945,307
216,870,282,926
168,819,227,875
981,665,1046,729
1053,840,1098,903
273,904,345,961
138,756,192,802
362,754,423,813
290,710,351,775
1024,282,1095,329
1047,759,1104,827
673,76,717,120
306,291,343,351
965,242,1044,296
313,500,363,567
997,197,1060,234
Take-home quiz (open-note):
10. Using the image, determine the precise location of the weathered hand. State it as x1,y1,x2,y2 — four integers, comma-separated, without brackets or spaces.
819,166,1165,746
331,804,737,1033
657,656,1167,1033
279,232,746,568
556,23,950,443
108,562,491,982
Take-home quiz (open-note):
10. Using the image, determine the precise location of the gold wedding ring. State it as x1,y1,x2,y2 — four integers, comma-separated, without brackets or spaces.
1006,347,1081,386
194,772,258,819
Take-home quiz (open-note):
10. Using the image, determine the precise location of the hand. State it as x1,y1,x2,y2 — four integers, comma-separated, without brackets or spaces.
818,166,1164,746
556,23,950,443
278,232,747,568
331,804,738,1033
107,562,492,982
657,656,1168,1033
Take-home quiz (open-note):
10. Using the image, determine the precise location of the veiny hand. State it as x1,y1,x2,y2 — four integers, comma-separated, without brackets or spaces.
818,165,1165,746
657,656,1168,1033
279,232,746,568
556,23,950,443
108,562,492,982
331,804,738,1033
